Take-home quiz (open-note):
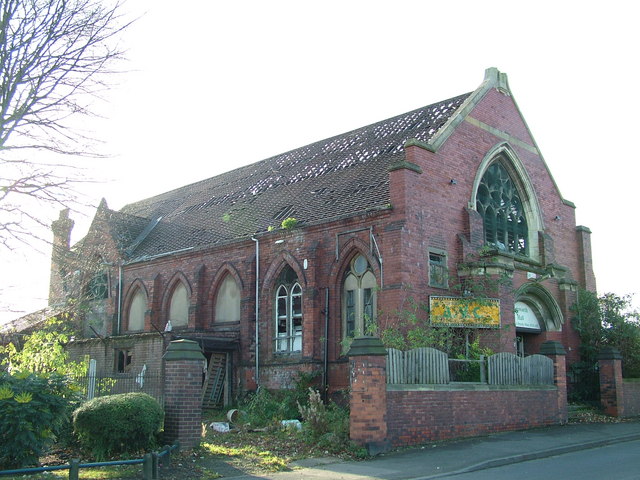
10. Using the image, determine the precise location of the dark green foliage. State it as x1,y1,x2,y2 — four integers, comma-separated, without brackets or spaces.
72,392,164,459
240,372,319,428
0,371,80,469
571,290,640,401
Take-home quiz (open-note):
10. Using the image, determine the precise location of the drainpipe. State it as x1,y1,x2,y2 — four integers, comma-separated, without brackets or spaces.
251,236,260,387
117,263,123,335
323,287,329,401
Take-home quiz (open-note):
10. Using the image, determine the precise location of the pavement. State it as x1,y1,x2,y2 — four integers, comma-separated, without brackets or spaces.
230,420,640,480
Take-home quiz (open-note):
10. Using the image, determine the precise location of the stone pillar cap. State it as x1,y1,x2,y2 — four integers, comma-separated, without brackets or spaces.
347,336,387,356
598,346,623,360
164,339,206,361
539,340,566,356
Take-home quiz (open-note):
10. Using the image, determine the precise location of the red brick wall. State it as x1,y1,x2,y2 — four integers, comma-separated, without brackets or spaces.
164,358,203,448
387,386,560,447
623,380,640,417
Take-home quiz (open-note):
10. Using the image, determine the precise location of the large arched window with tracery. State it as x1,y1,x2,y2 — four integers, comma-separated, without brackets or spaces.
476,162,528,255
343,254,377,338
274,266,302,353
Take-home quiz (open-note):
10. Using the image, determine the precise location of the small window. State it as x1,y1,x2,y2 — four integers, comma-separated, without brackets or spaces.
85,272,109,300
429,251,448,289
116,349,132,373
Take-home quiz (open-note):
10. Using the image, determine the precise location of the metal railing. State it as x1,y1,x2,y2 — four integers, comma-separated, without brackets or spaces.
72,371,164,405
0,443,179,480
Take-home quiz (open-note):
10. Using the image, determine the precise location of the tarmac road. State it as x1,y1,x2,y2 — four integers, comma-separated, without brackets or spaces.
229,421,640,480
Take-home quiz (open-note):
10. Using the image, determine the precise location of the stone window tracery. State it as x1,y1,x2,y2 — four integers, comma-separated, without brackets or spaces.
476,162,528,255
343,254,377,338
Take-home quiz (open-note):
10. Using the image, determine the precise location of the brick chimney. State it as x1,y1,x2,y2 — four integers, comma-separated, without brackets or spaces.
49,209,74,305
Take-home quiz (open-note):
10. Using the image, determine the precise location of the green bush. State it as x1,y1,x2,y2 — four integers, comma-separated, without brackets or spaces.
240,372,319,428
72,392,164,459
0,371,80,469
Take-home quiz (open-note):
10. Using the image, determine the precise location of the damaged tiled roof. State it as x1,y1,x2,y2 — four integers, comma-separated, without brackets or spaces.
119,93,471,259
104,210,151,254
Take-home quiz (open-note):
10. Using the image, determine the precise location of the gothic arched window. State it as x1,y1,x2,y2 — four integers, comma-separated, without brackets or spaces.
476,162,528,255
214,274,241,323
343,254,377,338
274,266,302,353
168,282,189,328
127,288,146,332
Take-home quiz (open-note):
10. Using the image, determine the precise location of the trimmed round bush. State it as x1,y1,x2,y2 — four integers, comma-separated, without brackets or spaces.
72,392,163,459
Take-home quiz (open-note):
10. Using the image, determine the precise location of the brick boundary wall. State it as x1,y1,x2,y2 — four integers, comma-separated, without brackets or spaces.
163,339,205,449
386,386,560,446
598,346,640,418
349,338,568,451
622,380,640,417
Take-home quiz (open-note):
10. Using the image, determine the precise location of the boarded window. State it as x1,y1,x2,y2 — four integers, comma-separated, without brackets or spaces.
215,275,241,322
169,283,189,327
128,289,146,331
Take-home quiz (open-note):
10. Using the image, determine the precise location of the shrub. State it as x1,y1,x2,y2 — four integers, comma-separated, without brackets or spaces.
298,387,366,458
571,289,640,401
0,371,80,469
239,372,319,428
72,392,163,459
280,217,298,230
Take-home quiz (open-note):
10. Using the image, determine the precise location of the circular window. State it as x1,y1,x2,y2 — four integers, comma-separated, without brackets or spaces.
353,255,368,275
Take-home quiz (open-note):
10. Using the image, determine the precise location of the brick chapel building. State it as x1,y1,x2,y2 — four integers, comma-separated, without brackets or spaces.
50,68,596,404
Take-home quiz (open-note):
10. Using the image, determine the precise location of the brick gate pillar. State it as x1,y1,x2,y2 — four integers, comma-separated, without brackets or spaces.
540,340,568,423
163,339,205,448
347,336,390,455
598,346,624,417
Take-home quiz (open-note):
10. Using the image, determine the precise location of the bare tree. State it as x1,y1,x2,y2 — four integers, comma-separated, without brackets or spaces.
0,0,130,248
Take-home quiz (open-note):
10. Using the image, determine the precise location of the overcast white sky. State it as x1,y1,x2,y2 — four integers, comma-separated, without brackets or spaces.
1,0,638,323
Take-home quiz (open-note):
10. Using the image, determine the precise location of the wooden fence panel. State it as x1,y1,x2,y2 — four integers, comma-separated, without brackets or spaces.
387,348,405,384
488,352,521,385
522,354,554,385
387,347,449,384
488,353,554,385
388,349,553,386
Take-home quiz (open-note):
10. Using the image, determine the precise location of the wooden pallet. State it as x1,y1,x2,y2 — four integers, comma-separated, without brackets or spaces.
202,353,226,408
